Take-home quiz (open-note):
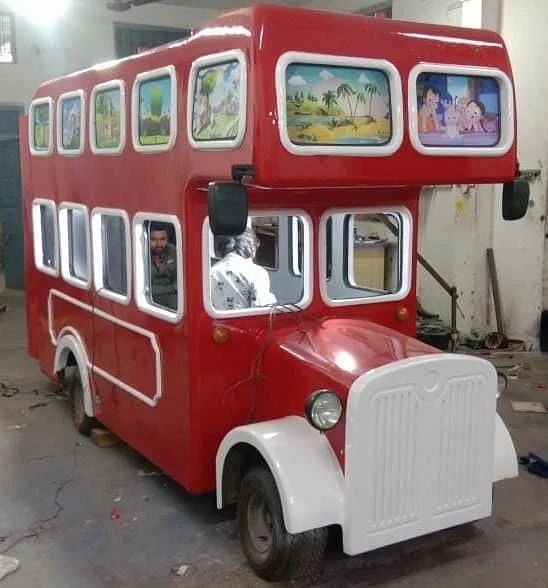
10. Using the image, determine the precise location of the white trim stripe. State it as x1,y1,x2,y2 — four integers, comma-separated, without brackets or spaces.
48,289,162,407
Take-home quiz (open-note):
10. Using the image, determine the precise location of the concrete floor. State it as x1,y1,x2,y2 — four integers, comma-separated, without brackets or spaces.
1,291,547,587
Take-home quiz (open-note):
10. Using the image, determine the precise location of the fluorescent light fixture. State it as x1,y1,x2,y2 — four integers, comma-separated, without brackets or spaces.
6,0,71,26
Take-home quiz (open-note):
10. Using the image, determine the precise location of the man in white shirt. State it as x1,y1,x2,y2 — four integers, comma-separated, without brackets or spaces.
211,229,277,311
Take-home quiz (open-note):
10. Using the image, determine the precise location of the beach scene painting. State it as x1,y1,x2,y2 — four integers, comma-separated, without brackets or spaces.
416,73,501,147
61,96,82,151
284,63,391,146
33,103,50,151
138,76,172,145
94,87,122,149
192,60,241,141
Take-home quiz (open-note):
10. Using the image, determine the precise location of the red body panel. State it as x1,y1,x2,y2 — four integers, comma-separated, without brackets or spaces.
22,5,517,493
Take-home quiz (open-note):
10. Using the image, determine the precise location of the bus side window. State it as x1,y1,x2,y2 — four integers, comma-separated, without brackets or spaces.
134,216,182,321
91,210,131,304
59,204,91,289
32,199,59,276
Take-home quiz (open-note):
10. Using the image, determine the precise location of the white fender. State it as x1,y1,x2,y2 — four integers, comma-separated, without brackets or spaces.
216,416,344,534
53,327,94,417
493,413,518,481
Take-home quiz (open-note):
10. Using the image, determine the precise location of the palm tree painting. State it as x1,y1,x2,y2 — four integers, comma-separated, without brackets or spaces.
285,63,391,146
192,60,241,141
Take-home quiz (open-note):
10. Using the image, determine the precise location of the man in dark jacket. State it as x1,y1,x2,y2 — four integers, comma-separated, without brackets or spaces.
149,222,178,310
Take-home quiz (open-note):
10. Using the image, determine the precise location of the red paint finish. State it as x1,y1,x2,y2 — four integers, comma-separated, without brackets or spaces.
22,5,517,494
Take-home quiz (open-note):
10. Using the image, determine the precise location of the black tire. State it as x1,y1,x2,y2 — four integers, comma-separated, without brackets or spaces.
69,368,96,436
238,466,328,582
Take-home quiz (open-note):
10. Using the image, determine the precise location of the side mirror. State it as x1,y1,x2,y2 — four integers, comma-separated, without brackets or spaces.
502,178,529,220
208,181,248,236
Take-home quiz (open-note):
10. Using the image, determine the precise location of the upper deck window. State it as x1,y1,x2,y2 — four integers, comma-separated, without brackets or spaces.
29,98,53,156
188,50,247,150
321,208,412,307
57,90,85,156
275,52,403,157
408,64,514,157
90,80,125,155
132,65,177,153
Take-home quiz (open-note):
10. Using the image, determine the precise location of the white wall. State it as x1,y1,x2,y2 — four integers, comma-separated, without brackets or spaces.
0,0,219,109
493,0,548,343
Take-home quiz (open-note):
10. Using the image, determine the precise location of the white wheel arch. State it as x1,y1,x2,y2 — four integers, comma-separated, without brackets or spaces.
216,416,344,534
53,327,94,417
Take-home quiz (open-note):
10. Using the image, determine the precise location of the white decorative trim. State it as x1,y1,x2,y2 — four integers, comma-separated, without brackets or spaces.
133,213,184,323
187,50,247,150
58,202,92,290
202,210,313,319
408,63,514,157
89,80,126,156
319,206,412,307
275,51,404,157
32,198,59,277
48,288,163,407
56,90,86,156
131,65,177,153
91,207,132,305
29,97,54,157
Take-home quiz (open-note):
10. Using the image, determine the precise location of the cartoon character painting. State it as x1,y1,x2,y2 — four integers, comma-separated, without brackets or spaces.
418,86,442,133
417,73,500,147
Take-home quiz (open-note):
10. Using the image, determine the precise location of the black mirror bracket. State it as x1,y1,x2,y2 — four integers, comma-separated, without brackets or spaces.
231,164,255,184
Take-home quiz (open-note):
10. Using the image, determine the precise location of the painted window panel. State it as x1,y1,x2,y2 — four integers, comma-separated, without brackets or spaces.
284,63,392,146
94,88,122,149
61,96,82,151
33,103,51,151
416,72,501,148
138,75,172,145
192,60,241,141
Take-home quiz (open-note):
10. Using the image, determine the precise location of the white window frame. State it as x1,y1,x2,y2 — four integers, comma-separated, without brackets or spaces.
32,198,59,276
319,206,412,307
131,65,177,154
275,51,404,157
203,210,313,319
29,97,54,157
290,216,302,277
56,90,86,156
89,80,126,156
59,202,91,290
133,213,184,323
187,49,247,150
91,207,131,305
408,63,515,157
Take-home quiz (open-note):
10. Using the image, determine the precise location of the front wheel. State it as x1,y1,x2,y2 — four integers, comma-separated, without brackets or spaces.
238,466,327,582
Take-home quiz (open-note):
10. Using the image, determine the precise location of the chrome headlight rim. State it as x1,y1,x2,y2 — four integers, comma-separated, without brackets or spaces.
305,389,343,431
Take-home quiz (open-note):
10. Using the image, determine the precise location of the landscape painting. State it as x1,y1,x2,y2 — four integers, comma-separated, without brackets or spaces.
416,73,501,147
138,76,172,145
33,103,50,150
192,60,241,141
94,88,122,149
61,96,82,150
284,63,391,146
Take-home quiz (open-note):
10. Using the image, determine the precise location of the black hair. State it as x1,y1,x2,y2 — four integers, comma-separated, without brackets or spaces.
215,228,257,259
150,221,170,234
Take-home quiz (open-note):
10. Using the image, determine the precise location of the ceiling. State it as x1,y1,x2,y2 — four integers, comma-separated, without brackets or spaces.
116,0,387,13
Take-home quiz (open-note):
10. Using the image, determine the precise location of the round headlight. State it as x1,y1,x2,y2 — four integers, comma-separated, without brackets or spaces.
305,390,343,431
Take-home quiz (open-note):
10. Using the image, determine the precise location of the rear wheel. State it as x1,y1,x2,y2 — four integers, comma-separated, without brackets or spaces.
238,466,327,582
68,368,96,436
